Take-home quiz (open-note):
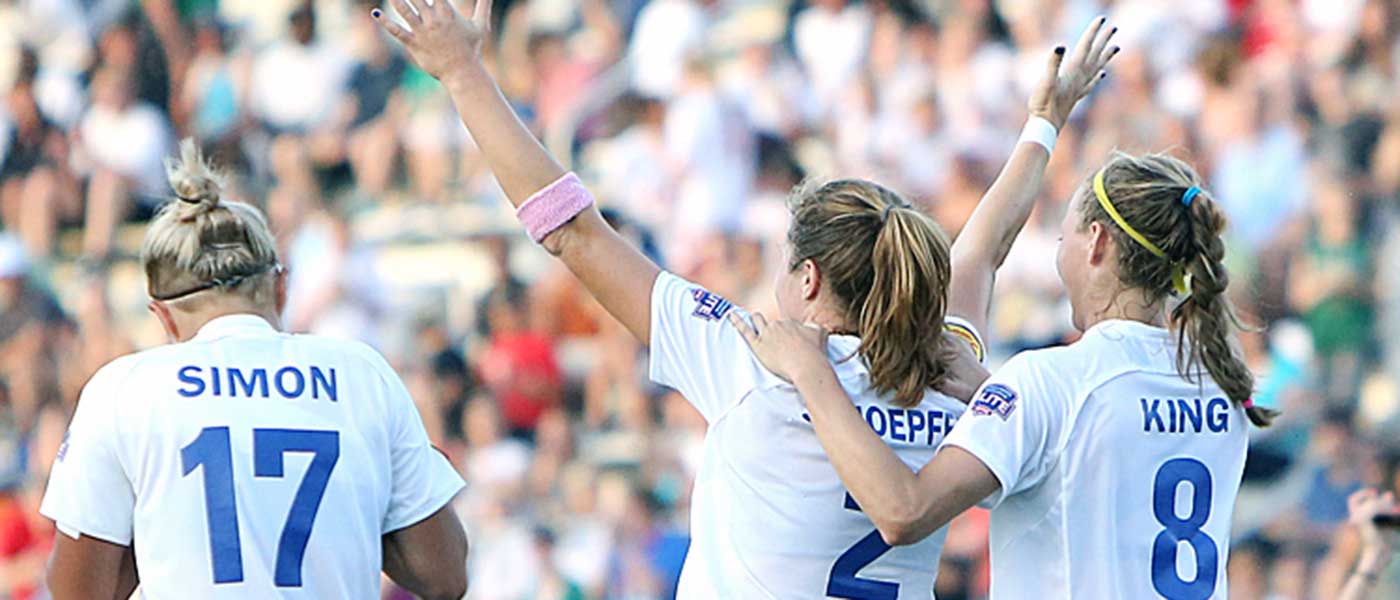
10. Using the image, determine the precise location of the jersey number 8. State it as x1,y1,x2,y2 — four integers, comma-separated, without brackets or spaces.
1151,457,1218,600
181,427,340,587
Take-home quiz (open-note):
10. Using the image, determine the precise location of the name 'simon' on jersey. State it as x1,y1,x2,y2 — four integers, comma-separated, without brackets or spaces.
175,365,338,400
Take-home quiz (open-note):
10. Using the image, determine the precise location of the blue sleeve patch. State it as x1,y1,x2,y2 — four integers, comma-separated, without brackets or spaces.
972,383,1018,420
690,288,733,322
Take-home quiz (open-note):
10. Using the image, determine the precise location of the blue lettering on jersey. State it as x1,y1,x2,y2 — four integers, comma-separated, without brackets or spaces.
1141,397,1230,434
229,367,270,398
972,384,1018,420
178,365,206,397
56,430,69,462
689,288,733,321
176,366,338,401
801,405,957,446
275,367,306,398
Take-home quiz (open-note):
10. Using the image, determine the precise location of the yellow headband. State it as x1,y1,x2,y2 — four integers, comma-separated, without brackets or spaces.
1092,169,1190,295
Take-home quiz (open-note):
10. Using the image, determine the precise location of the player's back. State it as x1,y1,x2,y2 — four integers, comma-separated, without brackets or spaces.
679,335,965,600
649,273,975,599
982,320,1248,600
42,315,464,599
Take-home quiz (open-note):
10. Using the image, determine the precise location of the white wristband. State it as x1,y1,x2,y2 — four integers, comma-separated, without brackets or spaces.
1019,116,1059,153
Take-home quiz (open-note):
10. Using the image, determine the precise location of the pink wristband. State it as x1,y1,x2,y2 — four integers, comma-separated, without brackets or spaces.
515,172,595,243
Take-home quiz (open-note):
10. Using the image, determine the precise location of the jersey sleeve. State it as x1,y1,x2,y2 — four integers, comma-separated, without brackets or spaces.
376,357,466,534
39,360,137,545
940,353,1062,509
648,272,767,422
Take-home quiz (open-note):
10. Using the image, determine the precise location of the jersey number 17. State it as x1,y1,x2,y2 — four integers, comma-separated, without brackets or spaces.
181,427,340,588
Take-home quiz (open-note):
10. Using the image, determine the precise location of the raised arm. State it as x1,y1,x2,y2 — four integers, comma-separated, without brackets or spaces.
374,0,659,341
948,17,1119,335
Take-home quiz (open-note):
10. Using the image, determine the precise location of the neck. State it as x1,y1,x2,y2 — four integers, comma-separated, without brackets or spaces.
1080,286,1166,331
175,304,281,342
804,302,853,336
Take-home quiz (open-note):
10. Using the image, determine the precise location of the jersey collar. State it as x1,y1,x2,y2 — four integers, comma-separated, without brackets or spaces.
191,314,279,342
1085,318,1173,341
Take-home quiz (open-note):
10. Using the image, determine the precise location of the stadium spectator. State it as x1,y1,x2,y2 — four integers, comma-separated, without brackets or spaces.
75,65,171,260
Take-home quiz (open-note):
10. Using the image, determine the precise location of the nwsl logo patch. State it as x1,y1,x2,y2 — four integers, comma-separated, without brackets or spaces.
972,384,1018,420
690,288,733,322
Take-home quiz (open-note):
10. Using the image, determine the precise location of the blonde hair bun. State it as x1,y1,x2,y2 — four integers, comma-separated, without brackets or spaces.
165,138,225,222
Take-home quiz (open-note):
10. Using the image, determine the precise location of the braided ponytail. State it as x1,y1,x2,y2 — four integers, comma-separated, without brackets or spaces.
1172,194,1277,427
1081,153,1276,427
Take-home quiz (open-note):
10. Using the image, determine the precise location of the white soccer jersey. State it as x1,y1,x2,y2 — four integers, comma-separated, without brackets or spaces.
649,272,980,600
41,315,465,599
943,319,1249,600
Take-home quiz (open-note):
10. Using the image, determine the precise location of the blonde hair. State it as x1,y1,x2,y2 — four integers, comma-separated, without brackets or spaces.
141,139,279,306
1078,152,1275,427
787,179,953,408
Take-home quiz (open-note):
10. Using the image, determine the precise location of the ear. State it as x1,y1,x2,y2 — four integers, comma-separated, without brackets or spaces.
1086,221,1112,267
148,300,180,343
274,267,289,316
798,259,821,301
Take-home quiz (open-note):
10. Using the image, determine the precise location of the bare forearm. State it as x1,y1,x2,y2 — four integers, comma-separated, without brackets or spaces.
956,142,1050,268
439,63,658,340
946,142,1049,331
441,64,566,205
793,366,930,538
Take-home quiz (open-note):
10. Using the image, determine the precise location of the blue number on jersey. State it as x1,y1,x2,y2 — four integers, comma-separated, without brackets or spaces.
181,427,340,587
182,427,244,583
253,429,340,587
827,493,899,600
1150,458,1218,600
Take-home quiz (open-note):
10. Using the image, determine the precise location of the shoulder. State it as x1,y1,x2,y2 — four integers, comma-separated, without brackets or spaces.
291,334,398,377
977,345,1092,410
78,348,175,405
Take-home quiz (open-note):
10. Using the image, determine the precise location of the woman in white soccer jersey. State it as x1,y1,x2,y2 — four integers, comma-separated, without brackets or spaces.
41,141,469,599
738,150,1279,599
373,1,1114,597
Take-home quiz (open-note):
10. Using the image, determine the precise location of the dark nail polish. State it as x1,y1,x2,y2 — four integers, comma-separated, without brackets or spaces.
1112,46,1120,53
1055,46,1066,55
371,8,381,18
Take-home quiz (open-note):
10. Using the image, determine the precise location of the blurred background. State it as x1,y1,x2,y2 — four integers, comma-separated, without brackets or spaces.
0,0,1398,598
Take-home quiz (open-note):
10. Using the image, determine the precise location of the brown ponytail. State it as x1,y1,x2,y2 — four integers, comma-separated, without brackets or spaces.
787,179,953,407
1080,153,1276,427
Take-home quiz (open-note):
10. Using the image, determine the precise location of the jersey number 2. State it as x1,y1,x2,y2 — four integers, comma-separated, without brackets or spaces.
181,427,340,587
1150,458,1218,600
828,493,899,600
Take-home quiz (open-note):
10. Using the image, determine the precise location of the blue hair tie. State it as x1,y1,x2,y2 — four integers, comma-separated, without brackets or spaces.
1182,186,1202,207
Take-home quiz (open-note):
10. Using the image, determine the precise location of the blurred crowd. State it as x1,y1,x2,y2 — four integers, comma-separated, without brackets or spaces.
2,0,1400,598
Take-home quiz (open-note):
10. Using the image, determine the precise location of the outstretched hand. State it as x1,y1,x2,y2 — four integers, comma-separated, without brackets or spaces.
373,0,492,83
727,312,831,384
1349,488,1398,556
1030,16,1119,130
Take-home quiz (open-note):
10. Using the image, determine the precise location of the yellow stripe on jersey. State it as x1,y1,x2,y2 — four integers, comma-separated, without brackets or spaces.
944,322,985,363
